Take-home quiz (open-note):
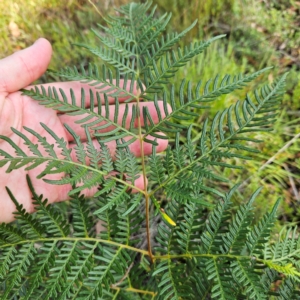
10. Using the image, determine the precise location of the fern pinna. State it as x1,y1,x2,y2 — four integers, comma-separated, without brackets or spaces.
0,1,299,299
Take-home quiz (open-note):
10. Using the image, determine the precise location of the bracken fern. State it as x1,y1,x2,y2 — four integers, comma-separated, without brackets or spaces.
0,1,299,299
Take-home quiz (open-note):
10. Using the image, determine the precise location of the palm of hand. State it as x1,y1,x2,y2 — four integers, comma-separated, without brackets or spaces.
0,87,71,221
0,39,168,223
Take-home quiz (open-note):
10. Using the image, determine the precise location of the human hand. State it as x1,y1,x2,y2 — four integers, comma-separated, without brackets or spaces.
0,39,169,223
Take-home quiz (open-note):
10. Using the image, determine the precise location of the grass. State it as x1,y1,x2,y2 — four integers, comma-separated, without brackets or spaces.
0,0,299,225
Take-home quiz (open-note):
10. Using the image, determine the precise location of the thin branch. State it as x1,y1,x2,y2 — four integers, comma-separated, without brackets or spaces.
0,237,148,255
111,262,134,288
283,164,300,201
88,0,104,18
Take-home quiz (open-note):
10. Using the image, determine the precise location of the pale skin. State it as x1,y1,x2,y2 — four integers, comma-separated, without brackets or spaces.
0,38,169,223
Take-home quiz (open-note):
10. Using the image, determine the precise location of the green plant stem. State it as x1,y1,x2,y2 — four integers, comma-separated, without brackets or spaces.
111,286,157,297
0,156,145,194
88,0,104,18
136,88,153,262
0,237,148,255
129,0,153,262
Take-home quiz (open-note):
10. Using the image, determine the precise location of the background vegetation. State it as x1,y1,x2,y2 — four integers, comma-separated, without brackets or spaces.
1,0,299,228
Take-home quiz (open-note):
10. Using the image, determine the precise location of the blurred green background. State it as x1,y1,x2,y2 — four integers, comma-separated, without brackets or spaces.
1,0,300,228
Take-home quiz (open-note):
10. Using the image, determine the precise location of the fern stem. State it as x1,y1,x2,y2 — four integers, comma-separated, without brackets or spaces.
136,83,153,261
87,0,104,18
111,289,120,300
135,103,153,260
153,253,253,260
128,1,153,262
0,237,148,255
153,252,300,278
0,156,145,194
111,286,157,297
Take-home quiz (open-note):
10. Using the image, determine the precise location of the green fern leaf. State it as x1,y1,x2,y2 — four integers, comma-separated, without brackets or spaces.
277,277,300,300
205,258,236,300
246,199,280,256
2,243,36,299
231,259,266,299
200,185,241,254
221,187,260,254
0,2,296,299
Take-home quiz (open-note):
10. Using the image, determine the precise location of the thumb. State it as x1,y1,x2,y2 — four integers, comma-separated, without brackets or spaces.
0,38,52,93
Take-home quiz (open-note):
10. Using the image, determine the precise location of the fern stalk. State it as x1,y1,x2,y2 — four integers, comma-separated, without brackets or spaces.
0,1,299,299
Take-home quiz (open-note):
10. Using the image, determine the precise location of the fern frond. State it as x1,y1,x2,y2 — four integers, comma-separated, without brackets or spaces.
153,259,192,300
149,74,287,204
260,268,279,294
94,188,144,247
90,28,136,57
95,195,120,242
155,197,206,258
141,35,225,93
94,184,130,214
22,241,57,300
5,187,45,239
200,186,234,254
1,243,35,299
44,240,79,299
176,201,204,253
79,246,132,298
27,175,70,237
0,246,17,279
123,149,140,184
74,0,197,79
0,2,296,299
0,123,138,201
148,145,166,185
231,259,266,299
22,86,139,143
50,64,139,103
111,1,157,43
56,242,96,300
205,257,236,299
193,267,212,299
140,19,198,67
263,261,300,280
143,67,272,136
246,198,280,256
267,226,300,266
0,223,27,244
117,196,144,245
70,193,93,238
155,199,183,254
221,187,259,254
75,44,138,75
277,277,300,300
